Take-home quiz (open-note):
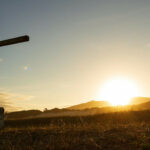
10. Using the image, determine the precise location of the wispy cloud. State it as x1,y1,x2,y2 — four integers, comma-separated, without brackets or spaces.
0,90,33,112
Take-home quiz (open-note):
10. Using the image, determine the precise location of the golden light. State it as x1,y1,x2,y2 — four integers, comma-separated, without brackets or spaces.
99,77,139,106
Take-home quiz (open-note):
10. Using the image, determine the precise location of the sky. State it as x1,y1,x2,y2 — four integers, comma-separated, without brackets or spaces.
1,0,150,111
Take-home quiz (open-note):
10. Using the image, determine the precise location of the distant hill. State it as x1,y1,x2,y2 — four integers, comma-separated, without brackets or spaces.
5,110,42,119
130,97,150,105
67,97,150,110
131,100,150,110
5,97,150,119
67,100,110,110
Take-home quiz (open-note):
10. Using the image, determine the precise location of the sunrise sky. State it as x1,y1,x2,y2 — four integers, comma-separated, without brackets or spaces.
1,0,150,111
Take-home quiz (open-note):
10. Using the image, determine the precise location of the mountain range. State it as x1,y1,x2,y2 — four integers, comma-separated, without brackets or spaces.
5,97,150,119
67,97,150,110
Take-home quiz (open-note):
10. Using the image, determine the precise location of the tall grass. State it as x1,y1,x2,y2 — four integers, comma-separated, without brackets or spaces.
1,110,150,150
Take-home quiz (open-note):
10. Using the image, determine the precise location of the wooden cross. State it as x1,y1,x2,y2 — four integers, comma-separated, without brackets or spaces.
0,35,30,129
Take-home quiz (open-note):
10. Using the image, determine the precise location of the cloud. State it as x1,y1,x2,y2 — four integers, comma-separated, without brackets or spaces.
0,92,16,111
0,91,33,112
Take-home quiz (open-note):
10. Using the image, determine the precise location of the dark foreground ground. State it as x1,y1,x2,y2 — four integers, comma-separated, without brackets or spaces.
1,111,150,150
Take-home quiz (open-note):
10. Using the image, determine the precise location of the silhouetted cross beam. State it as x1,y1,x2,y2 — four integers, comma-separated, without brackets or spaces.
0,35,29,47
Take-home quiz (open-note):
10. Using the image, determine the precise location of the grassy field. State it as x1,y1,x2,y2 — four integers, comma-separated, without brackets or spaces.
1,111,150,150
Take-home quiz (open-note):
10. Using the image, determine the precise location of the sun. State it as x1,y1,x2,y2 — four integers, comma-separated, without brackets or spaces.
99,77,139,106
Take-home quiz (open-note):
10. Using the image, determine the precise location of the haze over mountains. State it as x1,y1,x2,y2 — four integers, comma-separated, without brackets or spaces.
5,97,150,119
67,100,110,110
67,97,150,110
130,97,150,105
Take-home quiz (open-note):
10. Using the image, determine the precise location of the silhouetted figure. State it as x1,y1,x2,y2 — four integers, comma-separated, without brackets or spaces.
0,107,4,129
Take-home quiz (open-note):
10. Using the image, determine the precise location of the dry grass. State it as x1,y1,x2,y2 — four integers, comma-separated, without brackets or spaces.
1,111,150,150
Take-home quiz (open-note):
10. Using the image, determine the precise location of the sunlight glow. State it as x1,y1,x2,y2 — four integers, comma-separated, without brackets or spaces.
99,77,139,106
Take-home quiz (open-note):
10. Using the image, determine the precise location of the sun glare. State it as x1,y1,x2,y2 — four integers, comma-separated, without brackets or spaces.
99,77,139,106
